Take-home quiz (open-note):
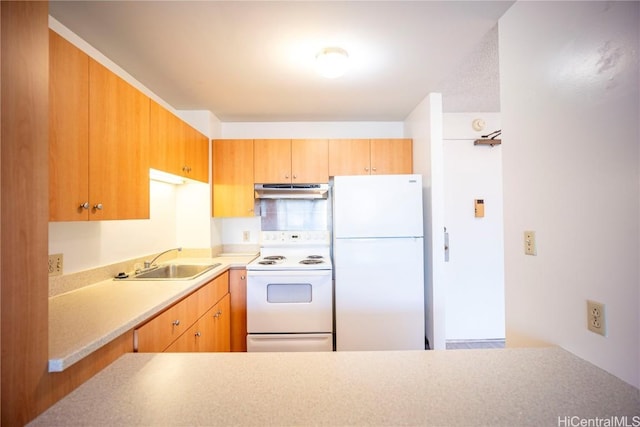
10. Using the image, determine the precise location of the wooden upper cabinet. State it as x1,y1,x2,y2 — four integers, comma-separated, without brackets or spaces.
149,101,209,183
328,139,371,176
291,139,329,183
183,123,209,183
212,139,255,217
329,138,413,176
254,139,329,183
370,138,413,175
253,139,291,183
49,30,150,221
89,59,150,220
49,30,90,221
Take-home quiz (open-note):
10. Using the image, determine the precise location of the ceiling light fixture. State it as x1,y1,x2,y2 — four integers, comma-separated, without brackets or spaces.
315,47,349,78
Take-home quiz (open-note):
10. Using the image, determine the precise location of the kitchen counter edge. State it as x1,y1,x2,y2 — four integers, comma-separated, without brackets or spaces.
48,254,257,372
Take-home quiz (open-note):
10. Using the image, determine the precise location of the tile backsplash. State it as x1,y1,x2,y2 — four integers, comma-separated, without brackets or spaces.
259,199,330,231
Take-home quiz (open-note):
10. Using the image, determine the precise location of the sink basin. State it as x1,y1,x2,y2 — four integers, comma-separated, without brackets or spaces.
126,263,221,280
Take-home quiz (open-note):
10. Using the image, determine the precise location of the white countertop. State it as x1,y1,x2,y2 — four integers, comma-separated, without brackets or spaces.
48,255,257,372
30,347,640,426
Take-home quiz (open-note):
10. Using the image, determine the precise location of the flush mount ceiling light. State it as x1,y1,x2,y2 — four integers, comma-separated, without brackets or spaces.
315,47,349,78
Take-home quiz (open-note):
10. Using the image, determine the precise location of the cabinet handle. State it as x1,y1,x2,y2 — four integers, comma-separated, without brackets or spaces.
79,202,89,210
172,320,180,326
372,167,377,172
182,166,192,173
195,331,201,337
364,167,370,172
285,174,289,179
93,203,103,210
293,174,297,179
240,275,246,280
213,310,222,319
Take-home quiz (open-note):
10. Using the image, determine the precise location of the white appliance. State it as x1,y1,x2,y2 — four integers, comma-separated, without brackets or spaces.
333,174,425,351
246,230,333,352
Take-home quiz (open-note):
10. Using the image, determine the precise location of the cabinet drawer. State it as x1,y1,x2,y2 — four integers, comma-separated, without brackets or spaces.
196,271,229,314
135,295,195,352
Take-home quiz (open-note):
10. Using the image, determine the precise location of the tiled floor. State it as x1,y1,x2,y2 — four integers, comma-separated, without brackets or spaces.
445,339,505,350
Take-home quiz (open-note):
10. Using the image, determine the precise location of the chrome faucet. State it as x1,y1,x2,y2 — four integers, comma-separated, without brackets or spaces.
144,247,182,269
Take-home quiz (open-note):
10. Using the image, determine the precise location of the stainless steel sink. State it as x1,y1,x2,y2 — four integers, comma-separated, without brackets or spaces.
124,263,221,280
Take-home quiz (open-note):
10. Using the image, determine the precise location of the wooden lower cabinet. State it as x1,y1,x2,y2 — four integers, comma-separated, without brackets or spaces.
165,294,230,352
229,268,247,352
134,271,230,353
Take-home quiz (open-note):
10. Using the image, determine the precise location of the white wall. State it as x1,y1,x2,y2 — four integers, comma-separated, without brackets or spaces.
500,1,639,387
221,122,404,139
404,93,445,350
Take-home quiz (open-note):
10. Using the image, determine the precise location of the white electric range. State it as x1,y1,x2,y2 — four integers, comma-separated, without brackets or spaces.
246,230,333,352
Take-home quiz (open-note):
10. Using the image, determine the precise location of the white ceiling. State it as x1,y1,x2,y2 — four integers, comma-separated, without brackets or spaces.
49,1,513,122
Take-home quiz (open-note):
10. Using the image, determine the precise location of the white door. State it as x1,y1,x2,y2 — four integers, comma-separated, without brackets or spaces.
443,139,505,341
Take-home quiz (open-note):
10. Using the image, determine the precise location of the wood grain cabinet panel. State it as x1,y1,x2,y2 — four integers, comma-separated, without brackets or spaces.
212,139,255,217
328,139,371,176
254,139,329,184
291,139,329,183
370,138,413,175
254,139,292,183
89,59,150,220
49,30,150,221
329,138,413,176
49,30,90,221
135,272,230,353
149,101,209,183
229,269,247,352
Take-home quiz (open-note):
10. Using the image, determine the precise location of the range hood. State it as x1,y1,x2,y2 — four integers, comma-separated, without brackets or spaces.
254,183,329,199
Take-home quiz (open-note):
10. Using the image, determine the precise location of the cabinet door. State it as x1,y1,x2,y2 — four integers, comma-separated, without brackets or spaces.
212,140,255,217
292,139,329,183
229,269,247,352
89,59,150,220
254,139,291,183
370,138,413,175
328,139,371,176
49,30,90,221
183,123,209,183
212,294,231,352
149,100,183,177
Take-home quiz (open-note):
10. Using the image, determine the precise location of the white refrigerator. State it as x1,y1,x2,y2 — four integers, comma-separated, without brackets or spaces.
333,174,425,351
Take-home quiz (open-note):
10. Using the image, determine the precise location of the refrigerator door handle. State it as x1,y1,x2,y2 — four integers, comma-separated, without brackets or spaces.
444,227,450,262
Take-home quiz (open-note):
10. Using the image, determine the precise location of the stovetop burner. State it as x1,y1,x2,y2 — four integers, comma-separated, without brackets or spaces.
263,255,286,261
300,259,325,265
258,260,277,265
306,255,324,259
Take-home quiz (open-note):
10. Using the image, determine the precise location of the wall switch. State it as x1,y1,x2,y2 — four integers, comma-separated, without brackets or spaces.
242,230,250,242
48,253,63,276
524,231,536,256
587,300,606,336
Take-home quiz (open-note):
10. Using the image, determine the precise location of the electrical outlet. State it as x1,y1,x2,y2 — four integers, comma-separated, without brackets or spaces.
587,300,606,336
524,230,536,255
242,230,250,242
48,253,63,276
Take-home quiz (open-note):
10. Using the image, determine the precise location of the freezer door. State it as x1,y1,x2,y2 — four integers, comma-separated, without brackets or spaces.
334,237,425,351
333,174,423,238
